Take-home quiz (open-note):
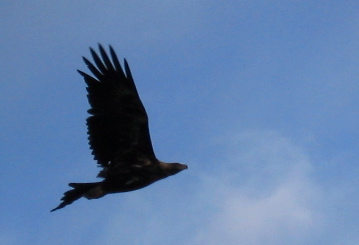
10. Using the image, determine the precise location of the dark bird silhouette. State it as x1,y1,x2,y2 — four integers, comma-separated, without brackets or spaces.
51,45,187,212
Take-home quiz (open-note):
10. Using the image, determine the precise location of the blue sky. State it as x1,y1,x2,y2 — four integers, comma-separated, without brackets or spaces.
1,1,359,244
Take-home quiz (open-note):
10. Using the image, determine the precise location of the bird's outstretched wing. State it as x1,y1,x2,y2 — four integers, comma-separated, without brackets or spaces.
77,45,157,172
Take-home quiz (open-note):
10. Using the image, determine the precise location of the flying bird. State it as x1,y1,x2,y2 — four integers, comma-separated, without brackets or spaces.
51,45,187,212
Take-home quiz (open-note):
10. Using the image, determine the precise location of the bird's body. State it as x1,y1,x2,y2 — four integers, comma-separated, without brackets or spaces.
51,45,187,212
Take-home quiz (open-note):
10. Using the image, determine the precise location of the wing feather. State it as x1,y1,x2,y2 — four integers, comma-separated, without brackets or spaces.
82,57,103,81
99,45,116,73
90,48,107,74
109,46,122,72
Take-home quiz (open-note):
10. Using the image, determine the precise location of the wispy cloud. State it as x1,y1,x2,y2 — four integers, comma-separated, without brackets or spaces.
189,130,322,244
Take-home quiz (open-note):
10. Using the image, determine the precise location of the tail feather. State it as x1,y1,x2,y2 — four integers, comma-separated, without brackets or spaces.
51,182,99,212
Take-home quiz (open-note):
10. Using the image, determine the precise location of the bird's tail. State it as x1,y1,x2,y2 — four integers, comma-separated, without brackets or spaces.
51,182,101,212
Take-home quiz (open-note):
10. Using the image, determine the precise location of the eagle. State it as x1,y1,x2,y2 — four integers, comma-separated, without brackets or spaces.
51,45,187,212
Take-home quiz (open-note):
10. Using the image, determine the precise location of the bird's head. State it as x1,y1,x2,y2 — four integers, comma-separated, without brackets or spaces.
161,162,188,176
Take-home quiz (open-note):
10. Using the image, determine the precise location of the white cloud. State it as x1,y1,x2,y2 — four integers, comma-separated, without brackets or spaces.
190,130,323,244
